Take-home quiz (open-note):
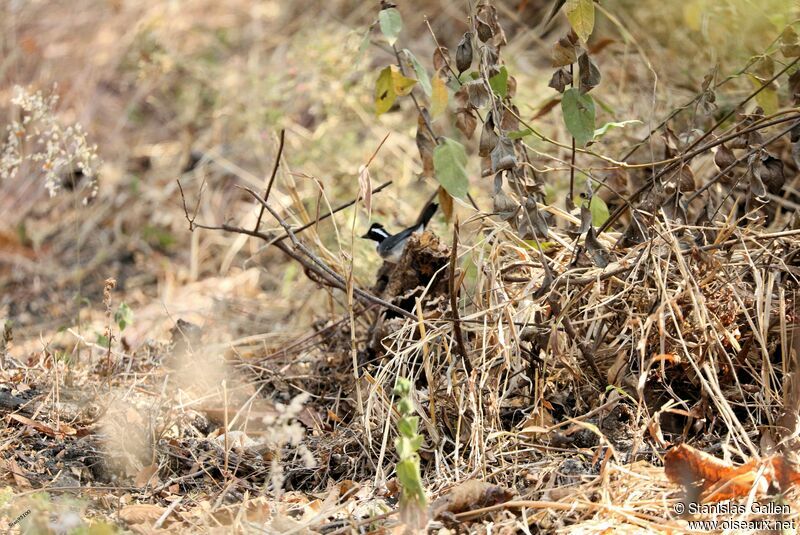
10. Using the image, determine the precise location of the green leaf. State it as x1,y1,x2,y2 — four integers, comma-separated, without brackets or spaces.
561,88,595,147
566,0,595,43
375,66,417,116
375,66,396,115
396,458,427,504
431,73,448,117
593,119,641,139
114,302,134,332
392,70,417,96
508,128,533,140
404,49,432,96
396,436,414,458
433,138,469,199
489,66,508,97
588,196,609,227
379,7,402,46
747,74,779,115
398,416,419,438
96,334,110,347
394,377,411,396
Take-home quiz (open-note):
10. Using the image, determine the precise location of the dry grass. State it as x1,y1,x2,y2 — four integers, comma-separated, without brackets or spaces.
1,0,800,533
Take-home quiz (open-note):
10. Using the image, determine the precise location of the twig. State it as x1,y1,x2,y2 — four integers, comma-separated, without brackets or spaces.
153,495,184,529
254,129,286,233
568,63,576,207
598,57,800,234
178,177,392,244
239,186,419,321
686,119,800,203
548,296,603,383
449,220,472,374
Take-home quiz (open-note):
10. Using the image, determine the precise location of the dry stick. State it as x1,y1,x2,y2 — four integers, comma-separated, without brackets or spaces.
449,220,472,374
598,112,800,235
618,51,767,161
547,294,604,383
686,119,800,204
256,306,375,362
279,180,393,241
253,128,286,233
179,178,391,241
598,56,800,235
240,187,419,321
568,63,576,206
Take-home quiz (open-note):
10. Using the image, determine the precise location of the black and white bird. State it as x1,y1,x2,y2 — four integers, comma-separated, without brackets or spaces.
361,203,438,263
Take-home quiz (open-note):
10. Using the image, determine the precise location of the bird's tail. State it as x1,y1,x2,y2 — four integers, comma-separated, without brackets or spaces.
417,202,438,228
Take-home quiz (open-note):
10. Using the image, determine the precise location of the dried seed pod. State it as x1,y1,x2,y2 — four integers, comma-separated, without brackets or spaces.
479,114,499,157
548,68,572,93
552,32,579,67
790,70,800,105
456,32,473,74
493,188,520,221
677,164,696,192
758,154,785,195
585,227,610,268
500,104,520,132
519,196,549,239
491,136,517,173
578,52,601,93
714,144,736,170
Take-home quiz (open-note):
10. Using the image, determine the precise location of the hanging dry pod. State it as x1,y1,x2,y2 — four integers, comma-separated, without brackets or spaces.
456,32,473,75
578,52,601,93
549,68,571,93
479,112,499,157
491,136,517,173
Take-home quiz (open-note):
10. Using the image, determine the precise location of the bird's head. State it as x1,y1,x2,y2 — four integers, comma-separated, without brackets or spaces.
361,223,390,243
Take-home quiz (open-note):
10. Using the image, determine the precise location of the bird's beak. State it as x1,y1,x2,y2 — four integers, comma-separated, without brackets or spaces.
360,231,370,239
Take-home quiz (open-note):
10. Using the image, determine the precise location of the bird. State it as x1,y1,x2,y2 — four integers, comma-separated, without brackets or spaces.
361,203,438,263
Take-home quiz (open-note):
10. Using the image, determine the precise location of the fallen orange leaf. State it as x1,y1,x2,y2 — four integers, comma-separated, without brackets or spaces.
665,443,800,502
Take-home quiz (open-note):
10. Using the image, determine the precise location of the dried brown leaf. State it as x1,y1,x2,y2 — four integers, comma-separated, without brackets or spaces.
134,463,160,488
455,108,478,139
578,52,601,93
548,68,572,93
8,413,76,438
429,480,514,519
5,458,31,488
438,186,454,222
433,46,450,72
119,504,167,525
490,136,517,172
479,116,498,157
455,32,473,74
665,444,800,502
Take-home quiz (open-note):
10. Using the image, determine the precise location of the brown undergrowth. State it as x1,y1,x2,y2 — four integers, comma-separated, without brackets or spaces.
2,0,800,533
